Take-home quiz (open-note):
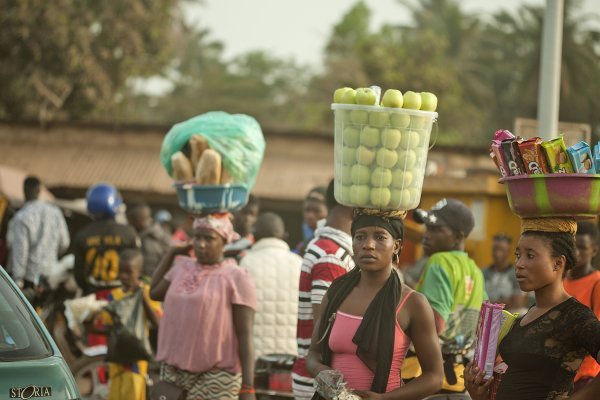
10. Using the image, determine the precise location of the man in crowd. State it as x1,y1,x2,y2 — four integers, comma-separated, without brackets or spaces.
483,233,526,312
404,198,486,393
292,180,355,400
225,194,260,260
564,221,600,391
126,202,171,280
294,186,328,255
240,212,302,358
73,183,139,296
7,176,70,293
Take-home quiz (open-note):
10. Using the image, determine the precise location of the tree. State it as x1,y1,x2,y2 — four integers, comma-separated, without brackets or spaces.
0,0,178,123
473,0,600,138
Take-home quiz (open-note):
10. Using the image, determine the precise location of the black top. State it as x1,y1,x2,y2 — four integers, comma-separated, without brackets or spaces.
72,219,139,292
496,297,600,400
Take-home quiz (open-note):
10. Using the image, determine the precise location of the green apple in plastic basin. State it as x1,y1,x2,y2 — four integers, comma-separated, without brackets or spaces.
371,187,392,208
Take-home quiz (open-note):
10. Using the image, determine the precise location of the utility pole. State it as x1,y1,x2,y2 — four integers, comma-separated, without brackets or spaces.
537,0,564,141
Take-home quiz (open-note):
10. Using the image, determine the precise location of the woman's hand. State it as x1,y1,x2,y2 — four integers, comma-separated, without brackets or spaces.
170,242,193,256
464,361,493,400
353,390,383,399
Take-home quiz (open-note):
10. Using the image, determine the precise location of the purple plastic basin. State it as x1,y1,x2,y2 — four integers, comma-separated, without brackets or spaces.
499,174,600,218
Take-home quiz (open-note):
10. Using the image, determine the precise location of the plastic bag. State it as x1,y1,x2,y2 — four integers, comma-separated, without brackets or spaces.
313,370,361,400
104,289,152,364
160,111,266,190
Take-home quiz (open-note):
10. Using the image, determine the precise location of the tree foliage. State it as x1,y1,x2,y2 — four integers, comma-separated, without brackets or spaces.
0,0,177,122
2,0,599,146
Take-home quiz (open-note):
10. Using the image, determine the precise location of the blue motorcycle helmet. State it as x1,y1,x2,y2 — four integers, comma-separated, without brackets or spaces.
86,183,122,219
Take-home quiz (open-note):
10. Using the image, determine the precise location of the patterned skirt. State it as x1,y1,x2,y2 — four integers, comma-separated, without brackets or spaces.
160,364,242,400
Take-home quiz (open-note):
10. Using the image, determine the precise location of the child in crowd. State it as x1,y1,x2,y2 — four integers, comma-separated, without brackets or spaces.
97,249,162,400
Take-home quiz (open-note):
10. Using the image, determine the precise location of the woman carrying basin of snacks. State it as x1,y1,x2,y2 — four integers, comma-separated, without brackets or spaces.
465,217,600,400
306,208,443,399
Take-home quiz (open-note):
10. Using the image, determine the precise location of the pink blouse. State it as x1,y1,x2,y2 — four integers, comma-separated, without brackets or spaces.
329,290,414,392
156,256,256,373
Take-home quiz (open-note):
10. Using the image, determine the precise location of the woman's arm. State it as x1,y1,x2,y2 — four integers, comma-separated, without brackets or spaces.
570,352,600,400
232,304,255,400
306,294,333,377
149,243,191,301
141,287,160,327
356,292,444,400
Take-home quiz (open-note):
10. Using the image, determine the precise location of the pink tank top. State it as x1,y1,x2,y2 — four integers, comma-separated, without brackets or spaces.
328,289,414,392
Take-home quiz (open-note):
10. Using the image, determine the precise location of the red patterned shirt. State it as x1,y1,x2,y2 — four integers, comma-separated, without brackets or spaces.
292,226,354,396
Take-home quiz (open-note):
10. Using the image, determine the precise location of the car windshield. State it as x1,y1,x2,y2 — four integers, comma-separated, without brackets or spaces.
0,273,52,361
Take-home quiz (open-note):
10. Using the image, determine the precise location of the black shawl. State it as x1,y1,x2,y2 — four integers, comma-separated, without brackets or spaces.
316,267,401,393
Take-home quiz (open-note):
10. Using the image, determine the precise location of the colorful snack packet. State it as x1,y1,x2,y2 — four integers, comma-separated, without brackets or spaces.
474,302,505,380
493,129,516,142
518,137,549,175
500,138,526,176
490,129,515,177
490,144,508,177
541,137,574,173
567,141,596,174
594,143,600,173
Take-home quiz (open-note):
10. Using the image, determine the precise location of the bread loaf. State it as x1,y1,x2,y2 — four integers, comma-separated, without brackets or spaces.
171,151,194,181
190,135,209,169
195,149,222,185
221,165,234,184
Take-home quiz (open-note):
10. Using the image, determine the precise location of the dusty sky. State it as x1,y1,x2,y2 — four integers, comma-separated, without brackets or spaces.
185,0,600,68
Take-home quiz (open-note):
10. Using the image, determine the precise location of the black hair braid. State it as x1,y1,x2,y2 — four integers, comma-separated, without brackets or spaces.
523,231,576,273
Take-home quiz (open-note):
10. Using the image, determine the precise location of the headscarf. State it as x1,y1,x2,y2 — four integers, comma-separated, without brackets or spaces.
351,208,406,240
193,213,240,244
316,208,405,394
520,217,577,234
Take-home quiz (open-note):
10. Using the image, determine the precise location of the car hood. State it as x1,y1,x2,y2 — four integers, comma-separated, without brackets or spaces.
0,356,79,399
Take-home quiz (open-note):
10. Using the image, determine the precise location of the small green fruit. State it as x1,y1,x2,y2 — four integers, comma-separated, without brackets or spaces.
390,113,410,129
341,89,357,104
360,126,380,147
343,126,360,147
341,165,353,183
381,89,403,108
334,87,353,103
351,164,371,185
370,187,392,208
397,150,417,170
350,110,369,124
369,111,390,128
391,169,414,188
356,88,377,105
376,148,398,169
409,116,427,130
356,145,375,166
403,91,422,110
350,185,370,206
390,189,411,208
420,92,438,112
371,167,393,187
381,128,402,150
341,146,356,165
400,130,420,150
339,185,352,203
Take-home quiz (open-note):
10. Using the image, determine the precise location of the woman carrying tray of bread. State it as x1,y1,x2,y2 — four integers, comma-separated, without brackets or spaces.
306,208,444,399
465,217,600,400
150,213,257,400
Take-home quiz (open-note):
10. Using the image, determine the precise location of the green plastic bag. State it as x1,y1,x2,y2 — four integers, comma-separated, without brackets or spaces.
160,111,265,190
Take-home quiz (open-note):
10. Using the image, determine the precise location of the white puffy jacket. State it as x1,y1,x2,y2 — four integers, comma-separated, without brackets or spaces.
240,238,302,357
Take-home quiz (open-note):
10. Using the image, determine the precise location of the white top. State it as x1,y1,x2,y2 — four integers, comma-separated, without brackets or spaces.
240,237,302,357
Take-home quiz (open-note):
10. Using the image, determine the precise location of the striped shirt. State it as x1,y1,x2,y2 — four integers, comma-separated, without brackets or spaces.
292,226,354,398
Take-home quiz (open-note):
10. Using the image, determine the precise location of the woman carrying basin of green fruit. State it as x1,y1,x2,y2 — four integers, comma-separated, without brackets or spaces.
306,208,443,399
